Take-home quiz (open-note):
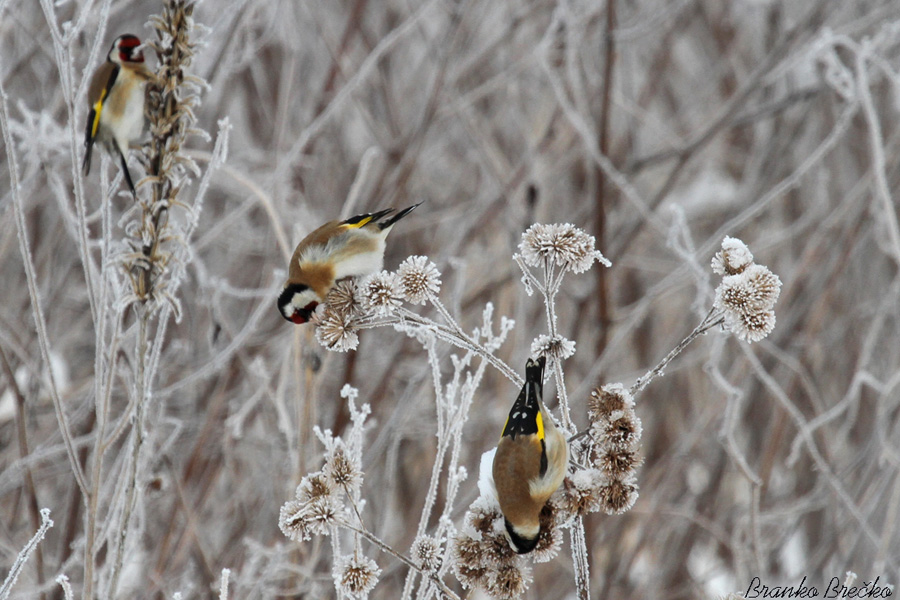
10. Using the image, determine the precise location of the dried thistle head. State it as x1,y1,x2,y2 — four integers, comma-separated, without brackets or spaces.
315,307,360,352
451,532,489,589
324,444,363,492
588,383,634,421
486,562,532,600
334,554,381,599
278,494,340,541
325,279,361,318
556,469,607,518
298,472,334,501
715,264,782,316
530,505,563,563
595,448,642,479
711,236,754,275
592,413,643,453
411,535,443,572
397,255,441,304
599,475,639,515
530,334,576,361
518,223,609,274
724,309,777,343
358,271,403,316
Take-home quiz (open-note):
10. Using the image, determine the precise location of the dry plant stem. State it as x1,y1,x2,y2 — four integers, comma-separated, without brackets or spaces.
340,522,461,600
739,344,896,570
1,83,89,499
570,518,591,600
0,508,54,598
0,347,44,593
390,306,522,385
106,313,150,600
630,308,722,396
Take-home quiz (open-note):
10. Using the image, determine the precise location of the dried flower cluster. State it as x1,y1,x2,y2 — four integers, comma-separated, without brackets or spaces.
518,223,609,274
574,383,642,515
121,0,202,307
313,257,444,352
712,237,782,343
278,430,365,541
334,554,381,599
451,498,535,599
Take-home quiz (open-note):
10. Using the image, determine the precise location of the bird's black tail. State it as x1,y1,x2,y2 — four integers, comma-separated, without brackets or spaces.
525,356,545,391
116,143,136,197
500,356,546,438
378,201,422,230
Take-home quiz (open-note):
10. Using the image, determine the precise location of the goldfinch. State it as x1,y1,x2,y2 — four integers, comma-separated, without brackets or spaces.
492,357,569,554
83,34,152,196
278,203,422,324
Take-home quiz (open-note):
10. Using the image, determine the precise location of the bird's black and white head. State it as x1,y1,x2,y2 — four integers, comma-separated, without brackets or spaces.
503,518,540,554
277,283,320,325
109,34,145,64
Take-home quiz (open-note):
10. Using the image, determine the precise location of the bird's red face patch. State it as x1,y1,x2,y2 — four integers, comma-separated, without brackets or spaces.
117,35,144,63
290,301,319,324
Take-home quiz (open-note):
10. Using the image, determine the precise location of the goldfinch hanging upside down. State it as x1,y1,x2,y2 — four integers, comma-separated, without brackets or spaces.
83,34,152,196
277,203,422,324
492,356,569,554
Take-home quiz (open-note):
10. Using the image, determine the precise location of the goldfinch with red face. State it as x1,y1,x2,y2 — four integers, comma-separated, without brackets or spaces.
278,203,422,324
492,356,569,554
83,34,152,196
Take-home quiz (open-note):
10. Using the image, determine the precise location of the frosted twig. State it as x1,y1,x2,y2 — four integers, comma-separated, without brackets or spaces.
218,568,231,600
1,79,89,499
0,508,53,599
56,574,74,600
340,522,461,600
630,307,722,396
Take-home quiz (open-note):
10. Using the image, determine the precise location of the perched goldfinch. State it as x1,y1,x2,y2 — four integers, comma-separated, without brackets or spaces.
278,203,422,324
492,357,569,554
83,34,152,196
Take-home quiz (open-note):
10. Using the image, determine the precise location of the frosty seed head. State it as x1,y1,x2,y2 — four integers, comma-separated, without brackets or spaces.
711,236,754,275
587,383,634,421
397,255,441,304
725,309,777,343
358,271,403,316
530,334,576,361
325,279,361,317
599,475,639,515
519,223,609,274
324,445,363,492
335,554,381,599
315,307,360,352
486,562,532,600
411,535,443,572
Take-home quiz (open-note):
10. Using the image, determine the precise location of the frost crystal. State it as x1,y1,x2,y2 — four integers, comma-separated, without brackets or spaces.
397,255,441,304
519,223,609,274
530,334,576,361
335,554,381,599
315,307,360,352
358,271,403,316
711,236,754,275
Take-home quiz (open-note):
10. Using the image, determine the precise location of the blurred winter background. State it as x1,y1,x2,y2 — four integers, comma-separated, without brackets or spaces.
2,0,900,598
